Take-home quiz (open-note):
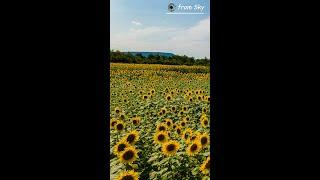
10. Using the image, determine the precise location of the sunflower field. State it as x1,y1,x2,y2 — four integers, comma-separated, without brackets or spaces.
110,63,211,180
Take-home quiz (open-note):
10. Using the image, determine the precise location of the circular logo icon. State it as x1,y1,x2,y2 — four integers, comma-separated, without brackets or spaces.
168,3,176,12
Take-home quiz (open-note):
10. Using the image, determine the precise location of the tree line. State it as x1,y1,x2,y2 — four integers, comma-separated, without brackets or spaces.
110,50,210,66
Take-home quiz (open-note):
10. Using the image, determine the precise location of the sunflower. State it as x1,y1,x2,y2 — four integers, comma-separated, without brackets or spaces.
156,123,167,132
175,126,182,135
197,95,203,101
119,113,126,121
110,118,118,129
165,94,172,101
180,119,187,127
153,131,169,144
142,95,148,100
200,156,210,175
160,108,167,115
201,116,209,127
124,130,140,145
150,89,155,94
115,107,121,114
198,133,210,148
161,140,180,156
171,106,177,112
157,111,163,116
164,118,173,128
189,97,193,102
186,141,202,156
119,146,138,164
182,106,188,112
132,117,140,126
182,128,193,141
117,170,139,180
202,107,208,114
185,115,191,121
113,140,131,156
115,121,125,132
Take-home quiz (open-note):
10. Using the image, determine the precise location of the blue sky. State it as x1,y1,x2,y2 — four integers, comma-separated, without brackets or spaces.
110,0,210,59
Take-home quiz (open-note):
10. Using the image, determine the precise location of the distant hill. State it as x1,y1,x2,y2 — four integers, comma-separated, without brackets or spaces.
124,51,174,58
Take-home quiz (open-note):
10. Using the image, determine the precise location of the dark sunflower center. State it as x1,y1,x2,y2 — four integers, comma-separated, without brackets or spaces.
111,121,117,126
144,96,147,99
205,160,210,169
204,109,207,112
191,144,198,151
201,137,208,145
177,129,181,134
183,107,186,111
186,117,189,120
133,120,137,124
181,122,185,126
166,121,171,126
166,144,176,152
159,112,163,115
123,150,134,160
158,134,165,141
162,110,166,114
116,110,120,113
191,136,196,140
173,125,176,129
172,107,175,110
190,99,193,102
159,126,166,131
122,175,134,180
204,120,208,125
118,144,126,151
184,133,189,139
167,97,171,100
127,134,135,143
117,124,124,130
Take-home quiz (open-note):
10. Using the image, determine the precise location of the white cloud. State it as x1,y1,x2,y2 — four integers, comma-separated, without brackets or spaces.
111,17,210,59
131,20,142,26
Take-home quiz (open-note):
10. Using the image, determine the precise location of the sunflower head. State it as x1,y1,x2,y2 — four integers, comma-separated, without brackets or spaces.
180,119,187,127
153,131,168,144
171,106,177,112
115,120,125,132
182,106,188,112
119,113,126,120
160,108,167,115
132,117,140,126
199,132,210,148
200,156,210,175
113,140,131,156
164,118,173,128
161,140,180,156
186,141,202,156
115,107,121,114
201,116,209,128
117,170,139,180
143,95,149,100
110,118,118,129
202,107,208,113
176,126,182,135
183,128,193,141
166,94,172,101
119,146,138,164
156,123,167,132
124,130,140,145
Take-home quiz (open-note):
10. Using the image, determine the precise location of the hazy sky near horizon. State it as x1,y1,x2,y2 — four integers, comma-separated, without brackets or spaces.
110,0,210,59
